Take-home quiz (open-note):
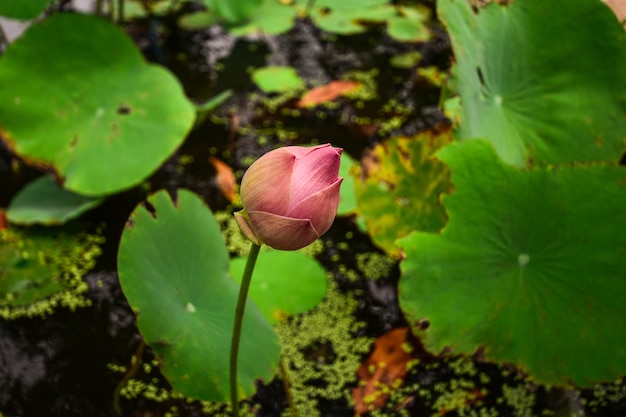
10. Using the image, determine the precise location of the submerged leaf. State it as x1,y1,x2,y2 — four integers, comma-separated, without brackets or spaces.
353,327,415,415
209,156,237,203
297,81,361,108
0,227,102,319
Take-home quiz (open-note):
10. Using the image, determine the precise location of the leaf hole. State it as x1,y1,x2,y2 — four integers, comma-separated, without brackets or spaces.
417,319,430,330
476,67,485,87
318,7,331,16
117,104,132,115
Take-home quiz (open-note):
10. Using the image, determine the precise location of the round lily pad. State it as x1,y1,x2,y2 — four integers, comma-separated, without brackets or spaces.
230,250,327,324
117,189,280,401
251,66,304,94
439,0,626,166
228,0,297,36
0,13,196,196
309,4,396,35
7,175,103,225
398,140,626,386
204,0,262,23
387,15,430,42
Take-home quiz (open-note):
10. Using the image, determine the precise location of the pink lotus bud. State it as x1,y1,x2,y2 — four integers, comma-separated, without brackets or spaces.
234,144,343,250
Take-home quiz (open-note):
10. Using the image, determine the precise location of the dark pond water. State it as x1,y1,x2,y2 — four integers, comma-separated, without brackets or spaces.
1,5,625,417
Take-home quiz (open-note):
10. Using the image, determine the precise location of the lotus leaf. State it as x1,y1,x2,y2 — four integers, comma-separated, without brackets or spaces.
439,0,626,166
117,190,280,401
0,13,195,196
398,140,626,386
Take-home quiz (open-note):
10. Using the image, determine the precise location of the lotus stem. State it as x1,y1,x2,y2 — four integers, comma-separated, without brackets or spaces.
117,0,124,24
230,242,261,417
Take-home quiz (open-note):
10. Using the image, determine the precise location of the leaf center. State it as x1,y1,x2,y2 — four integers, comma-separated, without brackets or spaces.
517,253,530,267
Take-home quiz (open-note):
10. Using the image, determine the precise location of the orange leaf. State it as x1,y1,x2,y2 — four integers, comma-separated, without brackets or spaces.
297,81,361,108
209,156,237,203
352,327,415,415
0,210,7,230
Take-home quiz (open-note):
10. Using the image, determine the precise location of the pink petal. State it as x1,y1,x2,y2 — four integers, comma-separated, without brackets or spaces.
248,211,321,250
287,178,342,236
284,143,332,158
234,210,261,245
240,148,294,215
289,146,342,210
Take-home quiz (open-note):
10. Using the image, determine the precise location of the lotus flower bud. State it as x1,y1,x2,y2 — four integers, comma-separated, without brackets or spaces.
235,144,343,250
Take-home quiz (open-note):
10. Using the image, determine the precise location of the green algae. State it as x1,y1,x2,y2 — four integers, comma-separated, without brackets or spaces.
214,210,251,257
356,252,396,280
277,281,372,417
110,281,370,417
0,226,104,319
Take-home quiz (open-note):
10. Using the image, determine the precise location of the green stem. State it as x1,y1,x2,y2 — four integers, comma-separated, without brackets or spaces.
230,243,261,417
117,0,124,25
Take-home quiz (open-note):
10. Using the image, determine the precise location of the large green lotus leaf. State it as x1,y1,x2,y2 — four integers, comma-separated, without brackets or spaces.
0,0,52,19
0,13,195,196
439,0,626,166
7,175,103,225
117,190,279,401
230,250,327,324
398,140,626,386
355,127,453,258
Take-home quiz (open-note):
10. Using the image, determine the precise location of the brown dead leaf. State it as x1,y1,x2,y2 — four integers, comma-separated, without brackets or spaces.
352,327,415,416
209,156,237,203
0,210,7,230
297,81,361,108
